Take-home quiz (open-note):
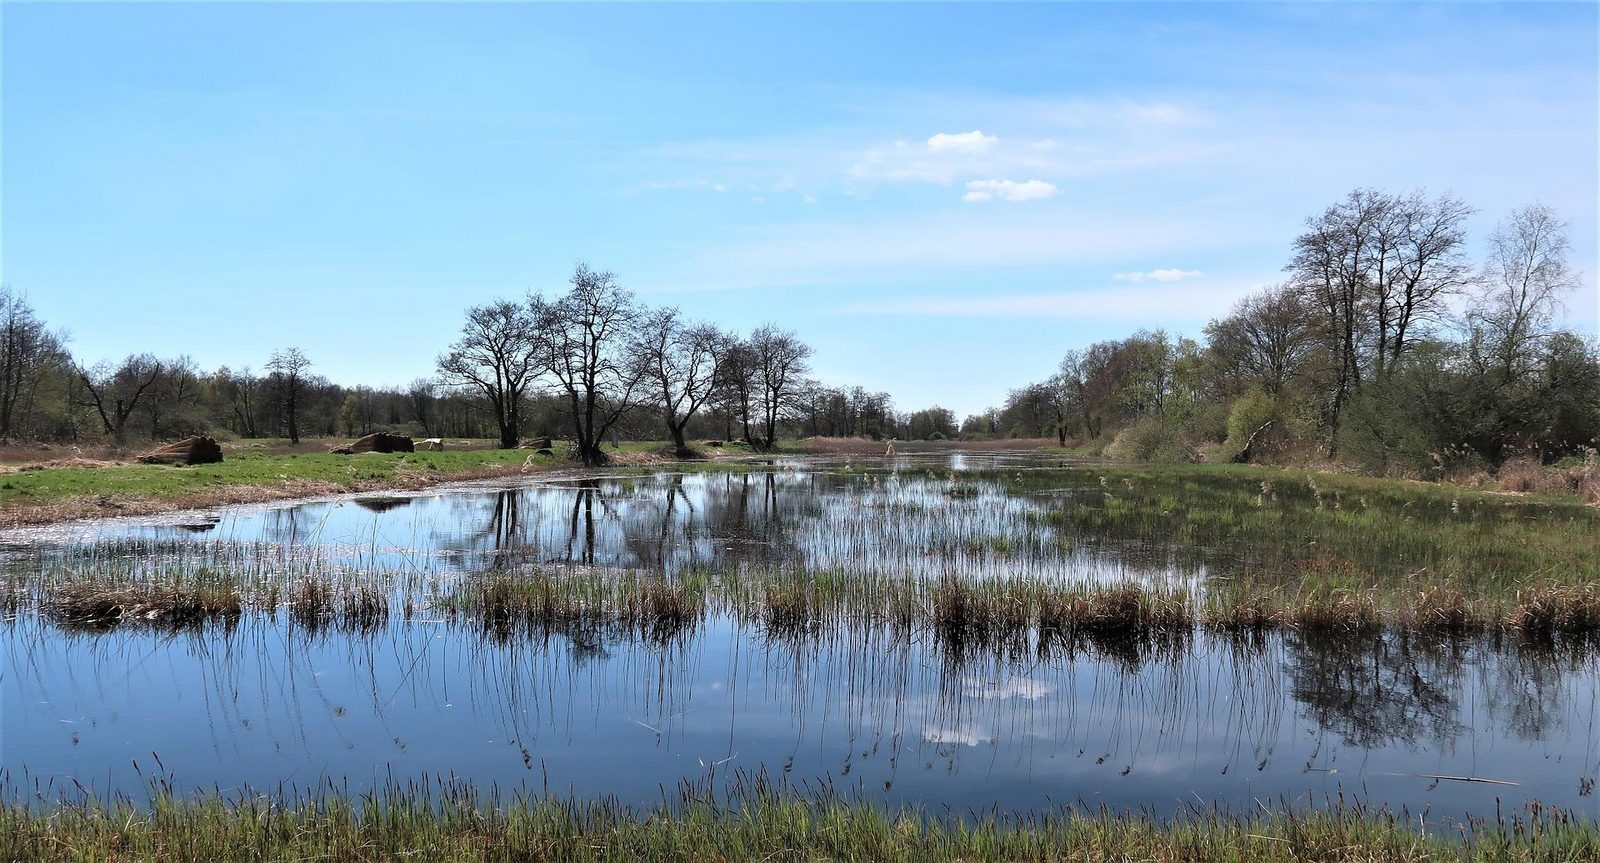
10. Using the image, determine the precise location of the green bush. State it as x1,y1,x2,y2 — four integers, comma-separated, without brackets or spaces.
1104,416,1195,463
1176,400,1229,444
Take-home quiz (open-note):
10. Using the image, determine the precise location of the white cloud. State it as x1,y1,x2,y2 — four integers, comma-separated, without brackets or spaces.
1113,268,1203,282
962,179,1059,203
926,129,997,153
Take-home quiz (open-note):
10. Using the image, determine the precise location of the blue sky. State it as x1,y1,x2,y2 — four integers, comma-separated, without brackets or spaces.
4,2,1595,419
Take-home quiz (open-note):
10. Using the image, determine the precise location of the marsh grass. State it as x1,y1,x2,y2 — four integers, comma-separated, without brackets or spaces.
1507,585,1600,636
288,577,390,634
7,560,397,636
1009,463,1598,595
6,458,1598,648
11,561,1600,650
437,571,704,644
2,774,1596,862
40,575,242,632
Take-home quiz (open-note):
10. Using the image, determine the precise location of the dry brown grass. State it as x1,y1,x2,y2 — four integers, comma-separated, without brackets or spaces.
1202,592,1283,631
43,579,241,631
1397,586,1485,634
444,572,702,644
1497,453,1600,505
0,442,135,465
762,583,813,633
1507,585,1600,635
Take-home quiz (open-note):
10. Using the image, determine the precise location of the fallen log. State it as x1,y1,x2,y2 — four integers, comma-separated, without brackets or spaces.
1231,421,1274,464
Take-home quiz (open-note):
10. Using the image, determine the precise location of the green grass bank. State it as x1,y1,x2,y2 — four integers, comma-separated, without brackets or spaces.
2,783,1595,862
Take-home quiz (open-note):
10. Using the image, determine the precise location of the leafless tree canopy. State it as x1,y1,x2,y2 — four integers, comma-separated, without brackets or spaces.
1204,285,1319,396
635,307,727,455
749,324,813,450
0,286,66,440
266,347,312,444
78,354,163,441
1469,204,1581,378
534,264,649,465
1287,189,1474,454
437,301,539,449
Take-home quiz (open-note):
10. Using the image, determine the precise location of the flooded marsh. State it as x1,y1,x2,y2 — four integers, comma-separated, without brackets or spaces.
4,452,1599,829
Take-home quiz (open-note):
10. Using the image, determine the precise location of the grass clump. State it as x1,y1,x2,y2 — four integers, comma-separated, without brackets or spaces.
1507,585,1600,637
439,571,704,644
287,578,389,634
41,574,241,632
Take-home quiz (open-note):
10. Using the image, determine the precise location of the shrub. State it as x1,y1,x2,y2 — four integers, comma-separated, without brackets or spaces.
1224,386,1291,461
1175,400,1229,444
1104,416,1196,463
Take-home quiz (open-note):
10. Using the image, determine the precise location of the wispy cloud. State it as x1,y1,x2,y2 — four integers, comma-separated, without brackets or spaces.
708,211,1225,275
1113,268,1203,282
833,282,1256,320
643,95,1228,199
962,179,1058,202
1032,99,1211,129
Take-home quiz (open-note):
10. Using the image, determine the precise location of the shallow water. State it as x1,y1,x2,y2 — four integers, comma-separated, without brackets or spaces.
3,452,1157,582
5,614,1597,817
3,453,1598,818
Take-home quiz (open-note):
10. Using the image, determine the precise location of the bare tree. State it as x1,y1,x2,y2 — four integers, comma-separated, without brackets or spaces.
406,378,438,436
142,354,200,438
0,287,64,439
635,307,725,456
1469,204,1582,379
216,366,261,438
78,353,163,441
1289,189,1475,454
1204,284,1319,395
266,347,312,444
438,302,539,448
749,324,812,450
714,339,759,446
534,264,648,466
1371,191,1474,378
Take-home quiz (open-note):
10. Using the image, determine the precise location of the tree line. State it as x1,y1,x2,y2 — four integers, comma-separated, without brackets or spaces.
0,267,913,464
3,190,1592,474
975,194,1598,475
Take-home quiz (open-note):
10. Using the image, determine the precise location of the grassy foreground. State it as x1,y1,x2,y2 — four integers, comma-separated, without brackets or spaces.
3,782,1595,862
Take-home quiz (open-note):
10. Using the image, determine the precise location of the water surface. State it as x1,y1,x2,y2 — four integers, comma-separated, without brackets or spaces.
4,453,1597,819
